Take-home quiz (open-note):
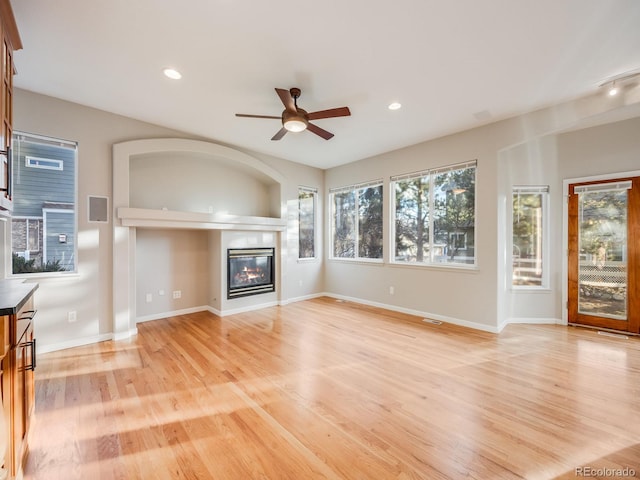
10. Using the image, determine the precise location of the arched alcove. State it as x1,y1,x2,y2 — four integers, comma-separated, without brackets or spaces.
112,138,287,339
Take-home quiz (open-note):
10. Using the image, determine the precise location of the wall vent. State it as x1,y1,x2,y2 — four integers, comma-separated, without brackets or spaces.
88,195,109,223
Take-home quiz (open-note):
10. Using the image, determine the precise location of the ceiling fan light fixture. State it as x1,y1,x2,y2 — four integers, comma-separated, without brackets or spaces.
607,81,619,96
388,102,402,110
284,119,307,132
282,108,308,132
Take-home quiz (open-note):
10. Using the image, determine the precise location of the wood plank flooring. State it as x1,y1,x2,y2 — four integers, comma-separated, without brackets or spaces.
23,298,640,479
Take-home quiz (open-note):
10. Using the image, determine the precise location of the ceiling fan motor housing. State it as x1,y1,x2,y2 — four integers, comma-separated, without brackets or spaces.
282,108,308,131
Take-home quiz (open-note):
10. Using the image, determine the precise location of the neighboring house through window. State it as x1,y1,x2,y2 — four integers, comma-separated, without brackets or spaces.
11,132,77,274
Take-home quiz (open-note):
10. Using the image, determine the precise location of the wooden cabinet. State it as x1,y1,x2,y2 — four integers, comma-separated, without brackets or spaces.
10,296,35,479
0,0,21,213
0,284,36,480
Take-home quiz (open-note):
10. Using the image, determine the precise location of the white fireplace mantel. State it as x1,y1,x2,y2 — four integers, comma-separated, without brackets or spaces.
117,207,286,231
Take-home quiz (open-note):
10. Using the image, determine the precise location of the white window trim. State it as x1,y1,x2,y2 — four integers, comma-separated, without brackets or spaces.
511,185,550,290
329,179,384,262
390,160,477,268
25,155,64,171
11,131,79,278
298,186,318,261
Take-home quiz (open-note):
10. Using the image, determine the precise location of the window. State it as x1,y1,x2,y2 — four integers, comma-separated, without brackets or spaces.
11,132,77,274
298,186,317,259
512,186,549,287
330,180,383,260
392,161,476,266
26,156,64,170
12,217,41,253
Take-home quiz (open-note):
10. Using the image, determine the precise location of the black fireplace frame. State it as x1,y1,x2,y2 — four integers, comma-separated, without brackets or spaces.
227,247,275,299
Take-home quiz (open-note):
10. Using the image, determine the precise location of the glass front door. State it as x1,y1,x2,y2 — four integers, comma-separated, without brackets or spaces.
568,177,639,333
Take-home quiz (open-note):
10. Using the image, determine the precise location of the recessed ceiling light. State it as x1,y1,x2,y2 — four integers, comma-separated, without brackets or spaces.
163,68,182,80
388,102,402,110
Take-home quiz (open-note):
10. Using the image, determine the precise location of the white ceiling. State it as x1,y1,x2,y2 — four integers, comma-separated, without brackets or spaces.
10,0,640,169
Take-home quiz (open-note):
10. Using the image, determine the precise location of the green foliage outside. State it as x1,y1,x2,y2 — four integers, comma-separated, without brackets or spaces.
332,185,383,259
395,166,475,263
13,253,66,274
579,190,627,260
298,191,316,258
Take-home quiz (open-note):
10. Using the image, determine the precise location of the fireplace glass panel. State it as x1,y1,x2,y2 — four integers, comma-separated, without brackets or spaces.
227,248,275,299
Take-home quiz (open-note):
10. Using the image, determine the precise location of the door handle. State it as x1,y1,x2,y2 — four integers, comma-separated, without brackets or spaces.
20,339,36,371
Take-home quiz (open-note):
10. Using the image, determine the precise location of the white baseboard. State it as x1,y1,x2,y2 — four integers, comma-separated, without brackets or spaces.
216,301,280,317
501,317,561,332
114,328,138,341
279,292,325,306
135,305,211,323
37,333,113,354
323,292,502,333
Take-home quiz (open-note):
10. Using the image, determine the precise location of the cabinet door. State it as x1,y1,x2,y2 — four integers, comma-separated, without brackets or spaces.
1,355,10,476
1,32,13,153
11,344,23,477
24,324,34,422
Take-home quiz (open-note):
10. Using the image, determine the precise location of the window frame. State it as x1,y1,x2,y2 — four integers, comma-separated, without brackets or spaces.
511,185,550,289
390,160,477,268
298,186,318,261
329,179,384,262
25,155,64,171
10,131,78,277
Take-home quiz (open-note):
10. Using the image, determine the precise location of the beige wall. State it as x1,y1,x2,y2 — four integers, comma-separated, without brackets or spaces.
129,152,276,217
135,229,210,319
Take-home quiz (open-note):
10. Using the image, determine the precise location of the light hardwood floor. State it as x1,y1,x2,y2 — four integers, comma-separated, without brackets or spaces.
24,298,640,479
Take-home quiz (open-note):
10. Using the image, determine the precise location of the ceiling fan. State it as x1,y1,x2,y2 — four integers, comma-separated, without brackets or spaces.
235,87,351,141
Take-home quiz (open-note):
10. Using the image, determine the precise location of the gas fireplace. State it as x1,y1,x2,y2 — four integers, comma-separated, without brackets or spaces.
227,248,275,299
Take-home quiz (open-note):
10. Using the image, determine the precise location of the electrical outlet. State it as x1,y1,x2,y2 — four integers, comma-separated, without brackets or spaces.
68,311,77,323
389,286,395,295
173,290,181,299
145,293,152,303
159,290,165,296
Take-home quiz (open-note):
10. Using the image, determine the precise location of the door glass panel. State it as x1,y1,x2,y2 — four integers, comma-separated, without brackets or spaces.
577,188,628,320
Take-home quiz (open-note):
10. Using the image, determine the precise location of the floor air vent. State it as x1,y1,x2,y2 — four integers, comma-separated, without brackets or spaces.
423,318,442,325
597,331,629,340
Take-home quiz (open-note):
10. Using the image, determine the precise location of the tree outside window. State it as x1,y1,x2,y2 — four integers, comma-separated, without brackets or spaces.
331,182,383,260
512,186,548,287
298,187,316,259
393,161,476,266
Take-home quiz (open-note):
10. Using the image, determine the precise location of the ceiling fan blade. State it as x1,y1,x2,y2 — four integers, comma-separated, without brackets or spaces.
307,106,351,120
275,88,296,111
271,127,288,141
235,113,281,119
307,123,334,140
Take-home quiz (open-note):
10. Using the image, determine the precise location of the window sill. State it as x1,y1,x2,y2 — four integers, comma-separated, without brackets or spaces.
510,287,552,293
388,261,479,273
328,258,384,266
11,271,80,280
297,257,320,264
